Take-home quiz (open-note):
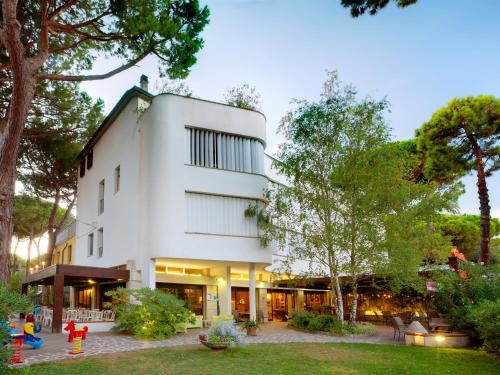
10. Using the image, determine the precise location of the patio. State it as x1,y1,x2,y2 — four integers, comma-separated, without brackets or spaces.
21,265,129,333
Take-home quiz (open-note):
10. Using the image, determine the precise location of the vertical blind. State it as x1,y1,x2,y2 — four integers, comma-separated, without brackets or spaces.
185,128,264,174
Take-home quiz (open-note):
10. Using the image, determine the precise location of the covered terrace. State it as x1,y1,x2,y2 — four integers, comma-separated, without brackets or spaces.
21,264,129,333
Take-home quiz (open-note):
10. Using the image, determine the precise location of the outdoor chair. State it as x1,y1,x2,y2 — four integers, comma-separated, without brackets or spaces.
382,311,393,325
391,317,407,341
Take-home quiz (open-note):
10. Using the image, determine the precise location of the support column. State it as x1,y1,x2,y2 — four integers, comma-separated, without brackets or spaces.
249,263,256,321
53,274,64,333
142,258,156,289
226,266,232,315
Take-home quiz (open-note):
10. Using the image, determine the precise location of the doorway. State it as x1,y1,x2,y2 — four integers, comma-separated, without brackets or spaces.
267,291,294,321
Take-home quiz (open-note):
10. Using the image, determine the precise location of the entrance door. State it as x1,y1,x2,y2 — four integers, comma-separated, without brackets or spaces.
269,292,294,321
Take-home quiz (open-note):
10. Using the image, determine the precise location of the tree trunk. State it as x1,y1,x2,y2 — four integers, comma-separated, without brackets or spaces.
10,237,19,274
35,236,42,268
349,276,358,324
0,45,37,283
25,235,33,278
330,272,344,321
467,134,491,265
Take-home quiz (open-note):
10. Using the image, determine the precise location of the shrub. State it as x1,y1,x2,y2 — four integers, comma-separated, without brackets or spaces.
0,284,33,371
206,320,245,345
344,322,377,335
289,311,314,329
468,300,500,354
308,314,338,332
104,287,194,340
433,263,500,353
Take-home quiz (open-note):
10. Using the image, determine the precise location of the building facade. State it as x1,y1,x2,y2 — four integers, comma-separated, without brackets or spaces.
75,80,280,321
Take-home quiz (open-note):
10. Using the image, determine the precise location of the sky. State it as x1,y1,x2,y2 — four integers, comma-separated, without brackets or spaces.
15,0,500,259
78,0,500,219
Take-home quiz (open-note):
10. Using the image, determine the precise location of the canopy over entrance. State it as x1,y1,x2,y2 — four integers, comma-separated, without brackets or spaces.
22,264,129,333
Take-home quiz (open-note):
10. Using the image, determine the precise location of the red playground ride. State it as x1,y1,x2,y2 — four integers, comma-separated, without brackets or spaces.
64,320,89,355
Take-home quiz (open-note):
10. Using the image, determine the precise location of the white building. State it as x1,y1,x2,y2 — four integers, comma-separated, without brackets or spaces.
74,76,287,321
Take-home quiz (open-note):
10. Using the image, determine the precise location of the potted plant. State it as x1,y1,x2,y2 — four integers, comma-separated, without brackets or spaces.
199,320,245,350
242,319,259,336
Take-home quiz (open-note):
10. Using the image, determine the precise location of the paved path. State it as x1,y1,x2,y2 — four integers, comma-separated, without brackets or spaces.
11,322,399,368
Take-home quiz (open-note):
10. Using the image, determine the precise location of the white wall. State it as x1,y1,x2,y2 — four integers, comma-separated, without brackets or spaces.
75,99,143,269
76,93,273,283
141,95,271,267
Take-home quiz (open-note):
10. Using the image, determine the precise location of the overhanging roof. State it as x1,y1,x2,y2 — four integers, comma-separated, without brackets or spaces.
22,264,129,286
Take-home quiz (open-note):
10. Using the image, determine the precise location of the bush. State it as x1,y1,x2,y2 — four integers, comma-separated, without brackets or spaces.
308,315,338,332
289,311,314,329
344,322,377,335
0,284,33,371
104,287,194,340
433,263,500,353
206,320,245,345
468,300,500,354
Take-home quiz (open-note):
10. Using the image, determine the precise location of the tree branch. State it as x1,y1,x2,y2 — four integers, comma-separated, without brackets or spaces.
37,49,152,81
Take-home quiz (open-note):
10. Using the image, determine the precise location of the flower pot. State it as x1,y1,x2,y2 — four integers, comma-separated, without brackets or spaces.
246,327,257,336
200,341,232,350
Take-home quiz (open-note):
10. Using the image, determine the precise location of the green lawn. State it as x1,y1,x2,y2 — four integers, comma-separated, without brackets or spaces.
10,343,499,375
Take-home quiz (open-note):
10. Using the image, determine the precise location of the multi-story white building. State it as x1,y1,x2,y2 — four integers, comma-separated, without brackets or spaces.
74,76,285,321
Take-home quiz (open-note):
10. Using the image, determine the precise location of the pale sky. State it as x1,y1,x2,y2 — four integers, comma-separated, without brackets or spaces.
19,0,500,259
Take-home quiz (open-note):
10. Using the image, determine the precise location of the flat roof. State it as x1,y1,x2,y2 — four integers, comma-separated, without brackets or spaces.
22,264,129,286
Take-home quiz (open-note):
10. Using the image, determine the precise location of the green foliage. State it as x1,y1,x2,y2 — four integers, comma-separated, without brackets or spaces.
307,315,339,332
13,195,53,239
242,319,259,329
258,71,458,320
418,95,500,183
224,84,261,111
433,264,500,353
344,322,377,335
467,300,500,354
433,214,500,261
0,285,33,371
341,0,418,17
206,320,245,344
289,312,376,336
104,287,194,340
289,311,314,329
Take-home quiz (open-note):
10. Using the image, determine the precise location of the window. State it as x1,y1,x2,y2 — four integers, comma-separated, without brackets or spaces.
86,149,93,169
88,233,94,256
98,179,105,214
97,228,103,258
186,128,264,174
79,159,86,178
185,193,259,237
114,165,120,193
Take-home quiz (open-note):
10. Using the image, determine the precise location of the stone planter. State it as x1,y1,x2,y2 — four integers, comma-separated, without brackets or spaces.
200,340,232,350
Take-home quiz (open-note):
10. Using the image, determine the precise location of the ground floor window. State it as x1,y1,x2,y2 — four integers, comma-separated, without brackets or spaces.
267,291,294,321
76,287,92,308
157,283,204,315
304,291,329,311
231,288,250,318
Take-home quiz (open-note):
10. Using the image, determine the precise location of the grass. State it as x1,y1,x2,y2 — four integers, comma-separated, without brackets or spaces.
9,343,499,375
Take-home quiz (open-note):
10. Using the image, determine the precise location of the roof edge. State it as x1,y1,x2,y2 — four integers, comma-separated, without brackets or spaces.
75,86,153,164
